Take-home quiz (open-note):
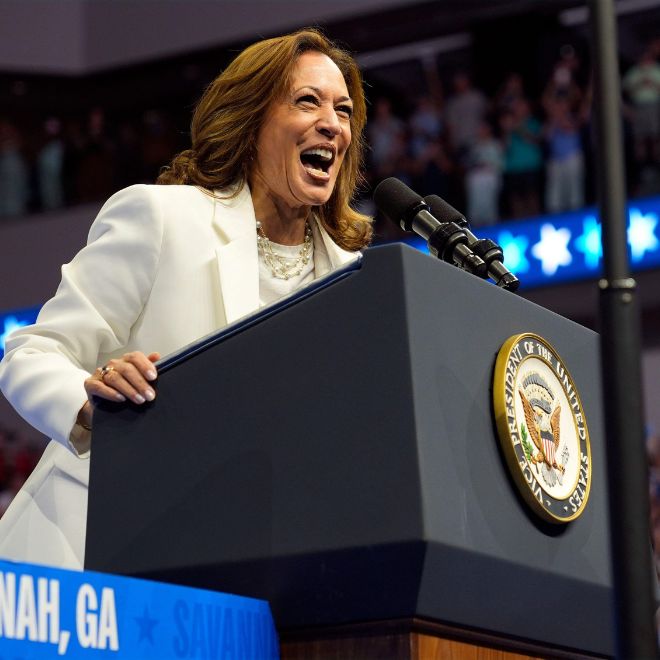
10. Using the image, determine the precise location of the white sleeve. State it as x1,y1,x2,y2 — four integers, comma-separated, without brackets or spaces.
0,185,164,448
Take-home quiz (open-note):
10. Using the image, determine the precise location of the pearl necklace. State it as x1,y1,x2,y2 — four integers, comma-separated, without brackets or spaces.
256,220,313,280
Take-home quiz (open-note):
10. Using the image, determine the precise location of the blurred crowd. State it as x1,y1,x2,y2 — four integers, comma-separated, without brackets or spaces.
1,41,659,232
0,107,182,218
0,425,44,519
363,39,660,236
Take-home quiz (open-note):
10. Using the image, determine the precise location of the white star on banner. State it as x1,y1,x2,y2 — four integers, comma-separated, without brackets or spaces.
627,208,659,262
531,223,572,276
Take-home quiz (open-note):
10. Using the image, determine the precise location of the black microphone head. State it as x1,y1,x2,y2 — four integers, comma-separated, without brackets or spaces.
424,194,467,227
373,177,427,231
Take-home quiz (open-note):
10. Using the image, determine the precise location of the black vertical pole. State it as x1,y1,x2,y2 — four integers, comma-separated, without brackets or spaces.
588,0,658,657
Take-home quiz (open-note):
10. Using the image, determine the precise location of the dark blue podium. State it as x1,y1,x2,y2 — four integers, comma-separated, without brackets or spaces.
86,244,612,658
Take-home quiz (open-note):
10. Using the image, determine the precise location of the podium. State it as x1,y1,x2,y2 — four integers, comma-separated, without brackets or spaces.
86,244,612,658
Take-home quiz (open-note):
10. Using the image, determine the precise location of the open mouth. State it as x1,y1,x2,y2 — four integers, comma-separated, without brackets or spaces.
300,147,335,178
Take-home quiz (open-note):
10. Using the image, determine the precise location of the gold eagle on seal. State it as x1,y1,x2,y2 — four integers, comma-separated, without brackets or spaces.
518,372,565,476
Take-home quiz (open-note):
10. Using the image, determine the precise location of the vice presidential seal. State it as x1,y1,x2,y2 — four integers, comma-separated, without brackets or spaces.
493,333,592,523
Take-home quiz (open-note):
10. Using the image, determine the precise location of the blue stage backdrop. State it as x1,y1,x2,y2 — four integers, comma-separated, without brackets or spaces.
1,195,659,358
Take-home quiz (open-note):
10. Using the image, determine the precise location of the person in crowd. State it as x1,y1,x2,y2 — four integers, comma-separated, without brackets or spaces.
622,45,660,166
76,108,116,202
407,94,453,198
465,119,503,225
543,97,585,214
61,118,87,204
500,99,543,218
542,45,584,116
0,120,29,217
0,426,42,519
0,472,26,519
411,135,454,201
114,119,144,190
0,28,371,569
367,96,406,178
379,129,415,187
495,73,526,116
140,109,180,182
409,95,444,159
37,117,65,211
445,71,488,164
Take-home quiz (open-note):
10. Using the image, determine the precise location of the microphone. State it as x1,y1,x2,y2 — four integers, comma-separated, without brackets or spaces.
423,195,520,291
373,178,487,278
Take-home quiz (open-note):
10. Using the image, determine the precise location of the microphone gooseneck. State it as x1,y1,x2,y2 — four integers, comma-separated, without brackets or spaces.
423,195,519,292
373,178,487,278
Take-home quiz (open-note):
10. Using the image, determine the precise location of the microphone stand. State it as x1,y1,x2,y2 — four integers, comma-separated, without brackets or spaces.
423,195,520,291
373,178,518,289
422,216,488,278
590,0,657,656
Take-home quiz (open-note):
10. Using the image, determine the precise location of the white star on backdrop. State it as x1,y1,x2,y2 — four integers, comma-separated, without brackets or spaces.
531,224,573,276
627,208,659,262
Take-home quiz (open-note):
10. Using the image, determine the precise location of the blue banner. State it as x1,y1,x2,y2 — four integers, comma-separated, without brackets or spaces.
0,560,279,659
402,194,660,290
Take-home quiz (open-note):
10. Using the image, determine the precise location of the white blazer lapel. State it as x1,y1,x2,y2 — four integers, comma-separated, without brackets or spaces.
213,184,260,324
311,217,360,278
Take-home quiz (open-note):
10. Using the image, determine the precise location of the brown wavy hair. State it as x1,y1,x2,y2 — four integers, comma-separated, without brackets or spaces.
157,28,371,251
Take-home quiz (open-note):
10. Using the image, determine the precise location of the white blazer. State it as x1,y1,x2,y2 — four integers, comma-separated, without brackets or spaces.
0,182,359,568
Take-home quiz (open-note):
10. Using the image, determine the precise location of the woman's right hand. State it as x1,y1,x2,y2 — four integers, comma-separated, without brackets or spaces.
83,351,161,409
78,351,161,430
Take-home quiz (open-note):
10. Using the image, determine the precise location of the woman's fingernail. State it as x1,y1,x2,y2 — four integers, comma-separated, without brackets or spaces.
144,388,155,401
116,393,126,402
134,394,145,404
147,369,157,380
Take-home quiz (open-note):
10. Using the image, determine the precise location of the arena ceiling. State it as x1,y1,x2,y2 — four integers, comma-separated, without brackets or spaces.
0,0,589,75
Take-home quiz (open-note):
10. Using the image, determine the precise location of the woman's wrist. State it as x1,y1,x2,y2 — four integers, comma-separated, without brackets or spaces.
76,401,93,431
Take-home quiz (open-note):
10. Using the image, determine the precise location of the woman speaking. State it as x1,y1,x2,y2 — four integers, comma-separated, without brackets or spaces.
0,29,371,568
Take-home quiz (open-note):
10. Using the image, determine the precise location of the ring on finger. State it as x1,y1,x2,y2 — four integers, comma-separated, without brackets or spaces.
100,365,115,379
